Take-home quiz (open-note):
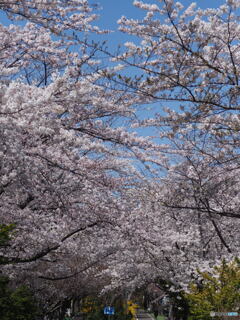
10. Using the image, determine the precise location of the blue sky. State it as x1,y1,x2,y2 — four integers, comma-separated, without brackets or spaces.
93,0,226,49
89,0,227,138
96,0,225,28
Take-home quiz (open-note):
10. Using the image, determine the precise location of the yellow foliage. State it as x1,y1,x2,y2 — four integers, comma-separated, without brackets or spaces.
81,297,95,313
127,300,139,319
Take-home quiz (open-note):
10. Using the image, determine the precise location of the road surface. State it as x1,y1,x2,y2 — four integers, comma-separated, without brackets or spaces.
136,309,155,320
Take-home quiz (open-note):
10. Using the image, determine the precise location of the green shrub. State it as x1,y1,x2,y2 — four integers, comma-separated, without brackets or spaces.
0,275,38,320
186,259,240,320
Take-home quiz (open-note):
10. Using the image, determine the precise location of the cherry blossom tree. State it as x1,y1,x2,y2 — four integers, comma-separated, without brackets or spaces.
0,0,160,313
98,0,240,293
2,0,240,314
116,0,240,174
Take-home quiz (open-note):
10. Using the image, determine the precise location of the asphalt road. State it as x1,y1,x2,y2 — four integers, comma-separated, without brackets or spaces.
136,309,155,320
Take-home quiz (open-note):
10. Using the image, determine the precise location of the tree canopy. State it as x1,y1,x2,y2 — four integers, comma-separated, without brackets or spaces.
0,0,239,317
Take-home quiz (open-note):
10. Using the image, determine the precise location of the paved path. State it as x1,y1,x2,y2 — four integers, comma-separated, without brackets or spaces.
136,309,155,320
